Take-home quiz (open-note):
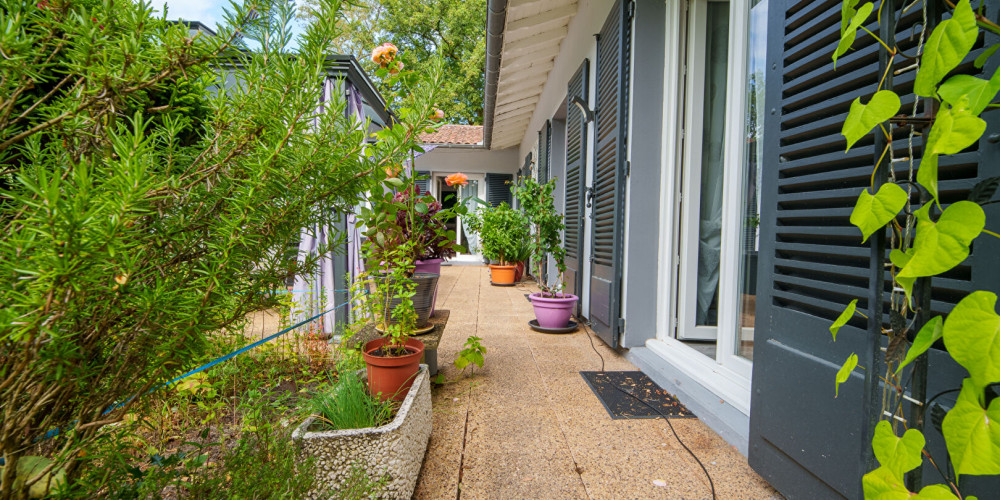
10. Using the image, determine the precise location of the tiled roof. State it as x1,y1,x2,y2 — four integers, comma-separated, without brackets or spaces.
419,124,484,145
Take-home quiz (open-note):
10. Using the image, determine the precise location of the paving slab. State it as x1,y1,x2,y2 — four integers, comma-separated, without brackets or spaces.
415,266,779,500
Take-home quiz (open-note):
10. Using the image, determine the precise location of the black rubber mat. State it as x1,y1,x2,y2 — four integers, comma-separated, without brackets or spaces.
580,371,696,419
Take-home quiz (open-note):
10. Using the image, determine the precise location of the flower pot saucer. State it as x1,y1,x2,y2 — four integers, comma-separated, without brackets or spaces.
528,319,579,334
490,281,516,287
374,323,435,335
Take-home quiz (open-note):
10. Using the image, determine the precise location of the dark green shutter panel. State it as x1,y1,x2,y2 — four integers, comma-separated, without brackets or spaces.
564,60,589,302
748,0,1000,498
486,173,512,207
589,0,631,346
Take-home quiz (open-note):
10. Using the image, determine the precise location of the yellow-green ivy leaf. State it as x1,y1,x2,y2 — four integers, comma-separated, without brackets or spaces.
830,299,858,341
912,484,961,499
872,420,925,478
861,467,911,499
835,352,858,397
898,202,985,279
850,183,908,243
840,0,861,35
943,291,1000,387
938,66,1000,115
917,153,941,208
842,90,901,151
889,249,916,306
942,378,1000,477
926,99,987,157
976,44,1000,68
896,316,944,374
832,2,874,68
914,0,978,96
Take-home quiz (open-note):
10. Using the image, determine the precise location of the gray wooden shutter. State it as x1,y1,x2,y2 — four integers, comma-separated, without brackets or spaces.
748,0,1000,497
415,171,430,193
564,60,589,304
539,121,551,184
589,0,632,346
486,173,512,207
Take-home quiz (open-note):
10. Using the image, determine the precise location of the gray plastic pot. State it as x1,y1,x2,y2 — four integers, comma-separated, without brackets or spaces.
378,272,440,328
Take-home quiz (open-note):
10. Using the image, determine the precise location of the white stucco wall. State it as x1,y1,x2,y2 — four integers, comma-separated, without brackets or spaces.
414,146,519,176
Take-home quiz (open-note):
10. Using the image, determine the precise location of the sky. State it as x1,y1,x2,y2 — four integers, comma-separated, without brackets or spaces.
156,0,308,48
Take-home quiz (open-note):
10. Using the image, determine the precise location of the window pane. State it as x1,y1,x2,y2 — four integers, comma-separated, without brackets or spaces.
736,0,768,361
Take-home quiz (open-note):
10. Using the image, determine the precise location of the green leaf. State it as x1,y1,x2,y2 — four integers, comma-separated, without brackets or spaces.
840,0,861,35
872,420,926,478
384,177,404,188
833,2,874,68
976,44,1000,68
926,99,987,157
850,183,908,243
898,201,985,279
835,352,858,397
890,249,917,306
917,153,941,208
914,0,978,96
454,356,470,370
942,378,1000,477
896,316,944,373
943,291,1000,387
862,467,911,499
912,484,961,499
938,67,1000,115
830,299,859,340
414,202,428,214
842,90,901,151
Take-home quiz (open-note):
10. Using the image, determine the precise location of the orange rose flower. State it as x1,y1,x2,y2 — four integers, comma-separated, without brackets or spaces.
445,173,469,187
371,43,399,66
430,108,445,121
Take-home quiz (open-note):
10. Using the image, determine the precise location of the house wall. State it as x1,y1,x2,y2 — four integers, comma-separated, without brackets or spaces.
414,146,519,175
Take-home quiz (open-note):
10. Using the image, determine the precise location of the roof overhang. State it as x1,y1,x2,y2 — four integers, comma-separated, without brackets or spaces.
483,0,578,150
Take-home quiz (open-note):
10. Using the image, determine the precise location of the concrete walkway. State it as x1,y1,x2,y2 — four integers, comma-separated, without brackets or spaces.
414,266,779,500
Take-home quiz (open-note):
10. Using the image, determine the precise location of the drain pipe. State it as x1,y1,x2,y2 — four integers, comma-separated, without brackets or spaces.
482,0,508,150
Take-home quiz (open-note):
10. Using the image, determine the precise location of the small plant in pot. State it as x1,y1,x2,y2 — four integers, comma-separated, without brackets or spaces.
464,202,530,285
514,177,577,329
410,172,473,315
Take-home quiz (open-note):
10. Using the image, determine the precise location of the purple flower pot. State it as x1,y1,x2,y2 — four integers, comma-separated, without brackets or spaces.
529,293,578,329
414,258,443,316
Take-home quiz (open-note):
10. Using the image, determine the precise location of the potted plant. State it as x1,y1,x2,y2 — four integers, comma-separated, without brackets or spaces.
411,172,471,315
514,177,577,329
464,202,530,285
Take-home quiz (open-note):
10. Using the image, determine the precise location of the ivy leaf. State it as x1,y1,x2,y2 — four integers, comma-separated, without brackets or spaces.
861,467,911,499
850,183,908,243
968,176,1000,205
872,420,926,478
896,316,944,374
830,299,858,341
926,99,987,157
833,2,874,68
835,352,858,397
840,0,861,35
942,378,1000,477
898,201,985,279
912,484,962,499
943,291,1000,388
938,66,1000,115
917,153,941,209
842,90,901,151
975,43,1000,68
889,249,916,306
914,0,978,97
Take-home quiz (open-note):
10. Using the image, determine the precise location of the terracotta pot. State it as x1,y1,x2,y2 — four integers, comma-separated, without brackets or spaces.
414,259,443,317
529,293,579,329
363,337,425,401
489,264,516,284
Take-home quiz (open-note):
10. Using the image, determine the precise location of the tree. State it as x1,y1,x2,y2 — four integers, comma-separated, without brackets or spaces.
0,0,445,495
302,0,486,124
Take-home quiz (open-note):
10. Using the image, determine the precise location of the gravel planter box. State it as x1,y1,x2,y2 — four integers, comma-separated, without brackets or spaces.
292,365,432,499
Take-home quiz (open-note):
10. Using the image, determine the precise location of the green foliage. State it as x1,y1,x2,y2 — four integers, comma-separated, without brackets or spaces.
842,90,900,151
464,202,530,265
307,370,397,430
454,335,486,377
302,0,487,124
835,353,858,398
829,299,858,340
514,177,567,294
832,1,873,68
829,0,1000,494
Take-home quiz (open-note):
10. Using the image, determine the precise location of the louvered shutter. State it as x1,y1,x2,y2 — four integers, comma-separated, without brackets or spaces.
564,61,589,304
539,121,551,184
486,173,512,207
415,171,430,193
589,0,632,346
748,0,1000,497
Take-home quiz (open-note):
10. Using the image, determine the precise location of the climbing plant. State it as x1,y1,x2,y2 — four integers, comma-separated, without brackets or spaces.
828,0,1000,497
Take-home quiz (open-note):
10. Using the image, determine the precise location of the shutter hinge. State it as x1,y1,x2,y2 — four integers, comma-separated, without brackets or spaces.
627,0,635,21
625,160,630,178
618,317,626,331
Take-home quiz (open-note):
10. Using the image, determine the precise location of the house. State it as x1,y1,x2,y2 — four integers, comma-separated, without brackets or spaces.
482,0,1000,498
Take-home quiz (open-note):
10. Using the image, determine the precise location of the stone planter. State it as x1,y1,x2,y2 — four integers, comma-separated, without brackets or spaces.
291,365,432,499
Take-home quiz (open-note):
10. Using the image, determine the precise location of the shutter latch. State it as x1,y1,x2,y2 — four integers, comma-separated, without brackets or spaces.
585,186,595,208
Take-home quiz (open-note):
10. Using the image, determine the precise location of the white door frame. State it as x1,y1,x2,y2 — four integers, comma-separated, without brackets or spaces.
430,172,486,251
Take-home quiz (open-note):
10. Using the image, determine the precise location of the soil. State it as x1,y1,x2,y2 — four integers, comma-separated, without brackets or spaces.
368,346,419,358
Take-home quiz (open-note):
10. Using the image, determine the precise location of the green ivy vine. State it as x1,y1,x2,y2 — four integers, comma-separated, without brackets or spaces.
829,0,1000,497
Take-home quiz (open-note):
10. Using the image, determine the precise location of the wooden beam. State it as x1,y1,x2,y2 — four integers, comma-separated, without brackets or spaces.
495,95,540,114
505,27,568,56
506,4,577,35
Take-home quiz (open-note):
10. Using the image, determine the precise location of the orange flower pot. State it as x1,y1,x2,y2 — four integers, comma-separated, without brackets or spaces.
362,337,425,401
489,264,516,285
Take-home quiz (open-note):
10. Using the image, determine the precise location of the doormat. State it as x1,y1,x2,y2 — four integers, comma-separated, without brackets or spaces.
580,371,695,419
